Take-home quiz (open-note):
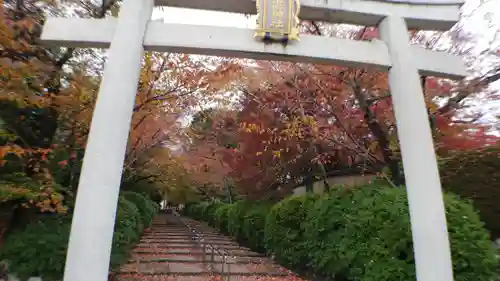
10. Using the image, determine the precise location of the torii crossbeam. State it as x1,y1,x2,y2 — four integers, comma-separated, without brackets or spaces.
39,0,466,281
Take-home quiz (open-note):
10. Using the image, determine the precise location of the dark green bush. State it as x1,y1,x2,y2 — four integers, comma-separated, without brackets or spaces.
213,203,232,233
440,147,500,238
183,202,197,216
110,196,143,268
0,215,71,281
264,193,318,268
0,195,147,280
199,201,214,221
241,203,270,252
120,171,163,203
226,201,253,239
122,191,156,229
303,184,498,281
192,200,269,250
183,202,198,217
203,201,224,226
186,185,498,281
187,202,207,220
149,199,160,214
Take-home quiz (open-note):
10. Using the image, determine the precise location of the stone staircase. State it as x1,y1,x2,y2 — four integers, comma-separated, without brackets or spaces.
114,214,305,281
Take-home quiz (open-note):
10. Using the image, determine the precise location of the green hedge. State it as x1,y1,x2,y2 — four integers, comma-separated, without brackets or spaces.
204,201,224,226
265,193,318,268
185,185,498,281
241,203,271,252
122,191,157,229
109,196,142,268
213,203,232,233
0,215,72,280
0,192,159,281
226,201,253,240
304,185,497,281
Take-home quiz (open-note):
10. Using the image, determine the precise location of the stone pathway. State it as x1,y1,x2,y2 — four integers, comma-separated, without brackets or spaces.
114,214,307,281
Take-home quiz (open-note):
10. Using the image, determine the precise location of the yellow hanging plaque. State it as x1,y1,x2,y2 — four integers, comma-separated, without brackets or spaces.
255,0,301,42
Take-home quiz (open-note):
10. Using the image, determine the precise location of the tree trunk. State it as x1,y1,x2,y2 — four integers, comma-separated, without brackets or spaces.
304,167,314,192
352,82,404,186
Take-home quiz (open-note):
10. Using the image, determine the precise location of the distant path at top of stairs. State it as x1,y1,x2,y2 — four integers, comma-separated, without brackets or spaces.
113,213,308,281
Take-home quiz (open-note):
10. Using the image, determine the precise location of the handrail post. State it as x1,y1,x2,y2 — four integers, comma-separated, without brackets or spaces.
201,237,206,264
223,254,228,281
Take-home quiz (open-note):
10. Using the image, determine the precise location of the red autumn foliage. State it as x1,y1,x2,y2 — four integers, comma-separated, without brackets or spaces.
177,23,499,199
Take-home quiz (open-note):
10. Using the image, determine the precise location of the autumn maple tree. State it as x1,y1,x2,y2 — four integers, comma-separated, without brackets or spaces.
0,0,224,223
1,0,498,205
180,23,499,199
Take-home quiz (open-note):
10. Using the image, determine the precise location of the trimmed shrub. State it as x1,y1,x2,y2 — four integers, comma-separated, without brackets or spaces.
186,186,498,281
0,215,71,281
303,184,498,281
264,193,318,268
214,203,232,233
440,147,500,238
203,201,224,226
241,203,270,252
110,196,143,268
183,202,197,216
188,202,207,220
149,199,160,214
0,196,147,280
120,172,163,204
122,191,156,229
199,201,214,221
226,201,253,240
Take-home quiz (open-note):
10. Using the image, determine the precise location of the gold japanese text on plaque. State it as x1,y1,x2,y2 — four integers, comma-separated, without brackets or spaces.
255,0,300,42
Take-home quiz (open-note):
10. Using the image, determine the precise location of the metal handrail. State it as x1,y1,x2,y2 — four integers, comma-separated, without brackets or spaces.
172,211,233,281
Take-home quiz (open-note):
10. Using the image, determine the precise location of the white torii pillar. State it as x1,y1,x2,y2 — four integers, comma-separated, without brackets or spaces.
40,1,466,281
61,0,153,281
379,16,454,281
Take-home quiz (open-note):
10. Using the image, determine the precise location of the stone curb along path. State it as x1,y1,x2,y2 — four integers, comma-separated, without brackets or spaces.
113,214,308,281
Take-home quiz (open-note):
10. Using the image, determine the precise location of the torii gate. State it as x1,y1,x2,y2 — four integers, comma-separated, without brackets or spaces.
40,0,466,281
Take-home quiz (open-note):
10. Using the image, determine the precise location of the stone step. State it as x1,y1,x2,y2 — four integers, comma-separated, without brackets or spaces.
139,240,240,246
119,261,207,274
148,229,193,232
144,231,223,234
133,248,263,257
119,262,288,276
137,242,244,249
148,228,188,231
141,234,233,239
116,273,295,281
146,225,183,228
141,234,231,239
143,231,225,235
116,215,299,281
144,235,229,240
129,253,275,264
144,231,231,236
140,239,236,243
141,236,232,241
128,256,272,264
151,226,217,231
130,255,200,263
